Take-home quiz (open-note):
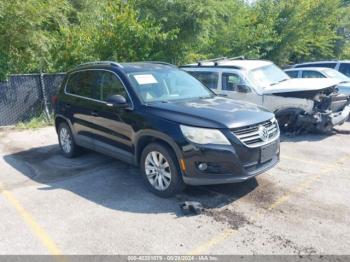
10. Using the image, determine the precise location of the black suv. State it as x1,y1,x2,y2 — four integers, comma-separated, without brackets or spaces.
54,61,280,197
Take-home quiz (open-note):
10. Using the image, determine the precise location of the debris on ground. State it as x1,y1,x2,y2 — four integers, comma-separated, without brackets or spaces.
180,201,204,215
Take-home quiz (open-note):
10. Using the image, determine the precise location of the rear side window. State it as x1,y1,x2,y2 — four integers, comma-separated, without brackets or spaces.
339,63,350,77
66,71,99,99
187,71,218,89
99,71,128,101
285,71,299,78
301,70,325,78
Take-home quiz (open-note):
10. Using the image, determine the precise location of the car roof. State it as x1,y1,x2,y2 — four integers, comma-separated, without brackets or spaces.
285,67,334,72
295,60,350,66
182,60,273,71
69,61,177,74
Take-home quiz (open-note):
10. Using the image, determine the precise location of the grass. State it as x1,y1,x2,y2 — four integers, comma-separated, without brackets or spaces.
16,113,54,129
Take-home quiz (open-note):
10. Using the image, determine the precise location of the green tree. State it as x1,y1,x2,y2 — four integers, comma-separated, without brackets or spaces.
0,0,70,79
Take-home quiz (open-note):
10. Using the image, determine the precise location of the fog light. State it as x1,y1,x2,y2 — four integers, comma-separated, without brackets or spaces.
198,163,208,171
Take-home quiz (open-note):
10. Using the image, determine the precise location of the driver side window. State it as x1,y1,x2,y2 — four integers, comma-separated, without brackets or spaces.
222,73,250,93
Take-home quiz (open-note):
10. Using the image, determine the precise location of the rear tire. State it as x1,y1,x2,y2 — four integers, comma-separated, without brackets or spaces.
140,143,185,198
58,122,81,158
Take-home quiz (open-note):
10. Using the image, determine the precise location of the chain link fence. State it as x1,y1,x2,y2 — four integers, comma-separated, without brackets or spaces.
0,73,66,126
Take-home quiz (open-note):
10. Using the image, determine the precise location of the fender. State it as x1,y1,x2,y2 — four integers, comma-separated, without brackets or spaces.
54,114,76,135
134,129,183,166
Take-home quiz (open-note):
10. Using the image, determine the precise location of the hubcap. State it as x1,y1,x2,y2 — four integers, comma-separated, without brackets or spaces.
59,127,72,153
145,151,171,191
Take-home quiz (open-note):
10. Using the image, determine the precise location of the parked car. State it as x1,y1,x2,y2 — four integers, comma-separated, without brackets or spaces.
181,58,350,133
284,67,350,95
54,61,280,197
292,60,350,78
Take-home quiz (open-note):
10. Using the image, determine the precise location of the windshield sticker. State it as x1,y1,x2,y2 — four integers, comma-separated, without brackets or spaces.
134,74,158,85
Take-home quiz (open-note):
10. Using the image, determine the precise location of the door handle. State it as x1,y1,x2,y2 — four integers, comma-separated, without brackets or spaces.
65,103,71,108
91,111,99,116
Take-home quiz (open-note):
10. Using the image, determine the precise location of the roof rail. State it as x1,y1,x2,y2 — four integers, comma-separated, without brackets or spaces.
197,57,228,66
146,61,177,67
181,64,242,70
75,61,123,69
197,56,245,66
228,56,245,60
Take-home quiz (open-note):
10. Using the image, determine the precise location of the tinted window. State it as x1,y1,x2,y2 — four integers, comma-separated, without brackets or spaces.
285,71,299,78
339,63,350,77
66,71,99,99
222,73,250,92
296,63,336,69
187,71,218,89
99,71,127,101
301,70,325,78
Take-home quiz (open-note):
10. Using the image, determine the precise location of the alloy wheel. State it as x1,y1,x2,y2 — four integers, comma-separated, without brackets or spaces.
59,127,72,154
144,151,171,191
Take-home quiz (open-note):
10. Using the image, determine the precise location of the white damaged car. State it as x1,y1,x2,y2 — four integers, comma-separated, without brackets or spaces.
181,59,350,133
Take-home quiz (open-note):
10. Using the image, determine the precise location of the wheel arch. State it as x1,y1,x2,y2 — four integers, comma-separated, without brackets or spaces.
134,130,183,167
274,107,305,119
54,114,75,135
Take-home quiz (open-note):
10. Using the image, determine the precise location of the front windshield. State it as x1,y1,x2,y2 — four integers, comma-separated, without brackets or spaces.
128,69,214,103
323,69,349,82
249,64,290,89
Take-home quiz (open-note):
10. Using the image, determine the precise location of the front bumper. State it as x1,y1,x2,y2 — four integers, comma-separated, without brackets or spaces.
330,105,350,126
296,104,350,132
181,139,280,186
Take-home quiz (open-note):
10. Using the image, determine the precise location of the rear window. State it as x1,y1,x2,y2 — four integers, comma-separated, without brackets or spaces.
339,63,350,77
187,71,219,89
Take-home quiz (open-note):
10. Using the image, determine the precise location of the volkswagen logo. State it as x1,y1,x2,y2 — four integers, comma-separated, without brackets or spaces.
258,126,269,142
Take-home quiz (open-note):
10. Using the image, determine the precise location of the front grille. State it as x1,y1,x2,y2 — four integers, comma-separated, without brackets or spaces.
232,119,279,147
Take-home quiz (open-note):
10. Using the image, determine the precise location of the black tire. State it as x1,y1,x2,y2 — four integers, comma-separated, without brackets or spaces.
140,143,185,198
58,122,81,158
276,113,298,133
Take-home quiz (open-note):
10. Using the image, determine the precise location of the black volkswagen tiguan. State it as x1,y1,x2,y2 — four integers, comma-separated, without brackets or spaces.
54,61,280,197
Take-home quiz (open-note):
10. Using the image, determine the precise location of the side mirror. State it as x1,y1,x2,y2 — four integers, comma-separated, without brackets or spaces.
106,95,128,108
236,84,250,93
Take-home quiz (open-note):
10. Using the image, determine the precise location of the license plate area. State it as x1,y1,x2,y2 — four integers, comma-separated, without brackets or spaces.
260,142,278,163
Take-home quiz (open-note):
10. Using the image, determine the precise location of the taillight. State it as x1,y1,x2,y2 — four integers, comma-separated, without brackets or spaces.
51,96,58,107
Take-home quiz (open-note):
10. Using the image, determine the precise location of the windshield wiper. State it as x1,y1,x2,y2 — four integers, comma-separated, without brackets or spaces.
270,78,288,86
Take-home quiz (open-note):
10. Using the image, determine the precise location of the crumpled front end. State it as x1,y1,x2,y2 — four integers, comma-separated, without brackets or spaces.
297,88,350,133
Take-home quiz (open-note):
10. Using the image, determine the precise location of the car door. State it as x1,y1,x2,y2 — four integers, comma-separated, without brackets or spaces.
220,72,263,106
88,70,135,163
64,70,100,146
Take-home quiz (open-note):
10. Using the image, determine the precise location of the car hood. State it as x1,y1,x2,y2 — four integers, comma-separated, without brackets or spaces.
145,96,273,129
263,78,339,94
338,82,350,88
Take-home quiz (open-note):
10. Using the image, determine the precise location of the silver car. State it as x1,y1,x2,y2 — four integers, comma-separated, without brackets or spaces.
284,67,350,95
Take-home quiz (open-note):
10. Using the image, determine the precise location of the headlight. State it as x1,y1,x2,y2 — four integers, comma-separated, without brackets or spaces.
180,125,230,145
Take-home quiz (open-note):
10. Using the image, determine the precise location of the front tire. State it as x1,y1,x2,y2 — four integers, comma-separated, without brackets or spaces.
140,143,185,198
58,122,80,158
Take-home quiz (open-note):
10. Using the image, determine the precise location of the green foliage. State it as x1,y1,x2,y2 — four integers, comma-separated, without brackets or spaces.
0,0,349,79
16,113,53,129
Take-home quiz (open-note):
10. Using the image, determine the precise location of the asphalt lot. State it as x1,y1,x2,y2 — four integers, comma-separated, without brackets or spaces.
0,124,350,255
